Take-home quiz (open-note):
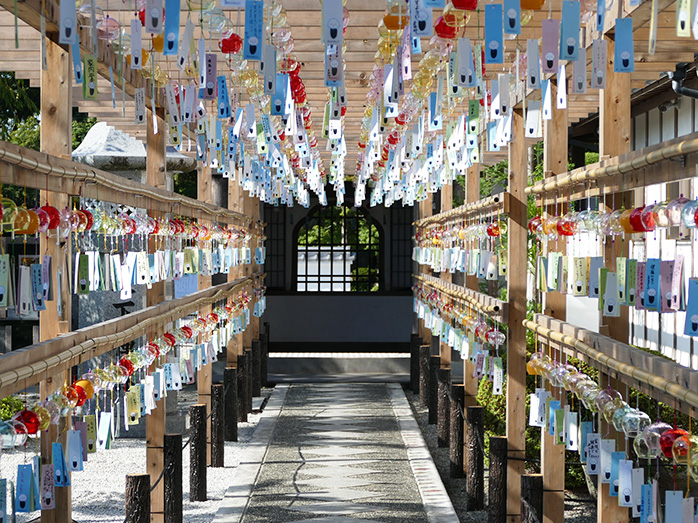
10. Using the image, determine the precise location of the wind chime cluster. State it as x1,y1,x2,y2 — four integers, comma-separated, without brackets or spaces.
413,280,506,395
0,284,265,515
413,216,507,277
527,352,698,518
60,0,350,207
530,194,698,337
352,0,640,208
0,197,263,316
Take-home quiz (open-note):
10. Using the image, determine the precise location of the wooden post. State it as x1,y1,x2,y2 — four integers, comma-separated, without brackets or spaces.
506,108,528,522
227,329,242,367
251,339,262,397
428,355,440,424
489,436,508,523
144,108,168,523
261,322,270,387
598,374,630,522
245,347,253,414
437,368,451,447
521,474,544,523
189,404,207,502
463,164,480,408
419,345,430,408
197,164,214,465
163,434,182,523
145,105,168,523
597,36,632,523
418,192,433,344
449,384,464,478
439,183,453,369
466,405,485,511
146,392,166,523
145,105,168,306
125,474,151,523
211,384,225,467
39,35,73,523
541,82,568,523
237,353,248,422
224,367,238,441
410,334,422,393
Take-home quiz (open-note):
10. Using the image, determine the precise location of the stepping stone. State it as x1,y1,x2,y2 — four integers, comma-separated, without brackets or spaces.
288,489,382,501
305,431,366,439
296,477,380,489
303,447,374,457
297,466,381,477
288,517,384,523
299,439,373,447
286,501,384,516
299,459,378,467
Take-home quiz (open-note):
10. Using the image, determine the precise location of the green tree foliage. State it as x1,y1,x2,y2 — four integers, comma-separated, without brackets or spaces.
174,171,197,199
0,72,39,141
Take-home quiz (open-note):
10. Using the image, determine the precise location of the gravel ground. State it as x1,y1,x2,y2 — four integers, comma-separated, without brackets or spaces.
0,385,272,523
404,385,596,523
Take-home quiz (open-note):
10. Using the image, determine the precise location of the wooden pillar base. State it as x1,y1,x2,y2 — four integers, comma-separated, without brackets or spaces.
521,474,543,523
466,405,485,511
428,356,440,425
437,368,451,447
163,434,182,523
489,436,508,523
125,474,151,523
189,405,207,502
418,346,430,408
449,385,464,478
410,334,422,394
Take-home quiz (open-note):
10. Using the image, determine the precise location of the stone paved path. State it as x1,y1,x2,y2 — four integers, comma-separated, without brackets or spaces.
240,383,436,523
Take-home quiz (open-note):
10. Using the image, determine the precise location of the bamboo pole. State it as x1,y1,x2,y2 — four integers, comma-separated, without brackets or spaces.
523,319,698,410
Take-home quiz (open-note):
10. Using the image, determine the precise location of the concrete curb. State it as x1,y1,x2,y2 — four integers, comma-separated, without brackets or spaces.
387,383,460,523
212,384,289,523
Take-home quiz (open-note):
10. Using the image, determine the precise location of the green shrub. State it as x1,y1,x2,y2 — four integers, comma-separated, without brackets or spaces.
0,396,24,421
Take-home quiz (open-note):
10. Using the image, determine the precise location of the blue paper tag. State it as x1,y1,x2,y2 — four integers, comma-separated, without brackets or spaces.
71,39,83,84
560,0,580,61
411,0,433,37
52,442,70,487
15,464,35,512
217,75,231,119
613,18,635,72
597,0,606,33
684,278,698,335
243,0,264,60
163,0,180,55
645,258,661,311
580,421,593,462
548,399,561,436
67,430,84,471
503,0,521,35
484,4,504,64
270,73,288,115
609,451,625,497
640,483,652,523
